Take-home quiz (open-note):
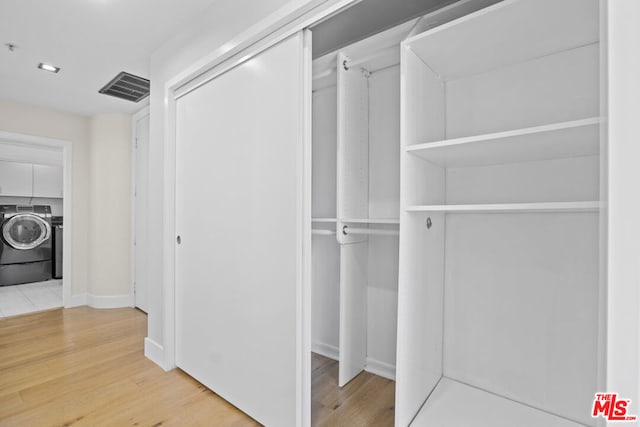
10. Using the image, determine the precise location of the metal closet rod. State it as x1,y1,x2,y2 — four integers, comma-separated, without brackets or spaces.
342,225,399,236
312,229,336,236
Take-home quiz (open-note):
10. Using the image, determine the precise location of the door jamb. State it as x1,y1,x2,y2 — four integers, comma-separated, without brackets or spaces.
131,106,150,311
0,131,73,308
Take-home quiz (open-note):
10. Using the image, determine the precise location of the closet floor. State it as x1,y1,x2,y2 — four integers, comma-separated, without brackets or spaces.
312,353,395,426
412,378,585,427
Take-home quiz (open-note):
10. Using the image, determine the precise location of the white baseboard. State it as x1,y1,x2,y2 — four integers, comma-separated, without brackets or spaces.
65,293,87,307
311,344,395,380
87,294,134,309
64,293,134,309
144,337,165,368
365,357,396,381
312,342,339,361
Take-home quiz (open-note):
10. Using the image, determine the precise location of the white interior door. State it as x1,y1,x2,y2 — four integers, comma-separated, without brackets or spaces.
134,113,150,313
175,31,311,427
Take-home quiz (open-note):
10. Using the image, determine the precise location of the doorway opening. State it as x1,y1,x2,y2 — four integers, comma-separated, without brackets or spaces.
0,131,72,317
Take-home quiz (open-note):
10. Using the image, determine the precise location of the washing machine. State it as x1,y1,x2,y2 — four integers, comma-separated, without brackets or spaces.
0,205,53,286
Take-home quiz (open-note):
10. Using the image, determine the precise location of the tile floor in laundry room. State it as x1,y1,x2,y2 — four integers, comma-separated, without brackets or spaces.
0,279,62,317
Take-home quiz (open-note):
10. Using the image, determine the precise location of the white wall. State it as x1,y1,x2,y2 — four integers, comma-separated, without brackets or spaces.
0,99,90,297
146,0,312,357
89,114,132,298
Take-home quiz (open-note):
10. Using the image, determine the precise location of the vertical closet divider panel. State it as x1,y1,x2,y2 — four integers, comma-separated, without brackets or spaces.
395,46,446,427
336,52,370,386
596,0,608,405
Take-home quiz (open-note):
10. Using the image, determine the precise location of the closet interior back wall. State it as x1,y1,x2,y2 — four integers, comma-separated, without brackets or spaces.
365,64,400,373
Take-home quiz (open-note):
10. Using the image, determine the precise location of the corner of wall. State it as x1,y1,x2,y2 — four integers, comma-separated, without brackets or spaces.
88,113,134,299
144,337,166,369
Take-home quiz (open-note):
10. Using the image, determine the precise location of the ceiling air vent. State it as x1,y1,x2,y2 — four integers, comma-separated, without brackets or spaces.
99,71,150,102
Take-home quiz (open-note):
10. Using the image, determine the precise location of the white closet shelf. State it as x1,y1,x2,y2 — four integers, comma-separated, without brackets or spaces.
406,201,601,213
412,378,583,427
405,0,599,80
312,218,337,223
405,118,600,168
341,218,400,224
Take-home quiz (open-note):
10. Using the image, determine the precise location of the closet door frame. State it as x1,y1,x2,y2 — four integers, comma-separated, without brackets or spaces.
161,1,357,426
606,0,640,410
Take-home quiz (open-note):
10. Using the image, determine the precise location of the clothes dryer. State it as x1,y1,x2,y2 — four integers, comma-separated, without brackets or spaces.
0,205,53,286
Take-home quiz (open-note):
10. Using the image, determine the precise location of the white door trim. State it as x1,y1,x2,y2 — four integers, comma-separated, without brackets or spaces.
132,106,150,312
0,131,73,307
169,0,358,99
606,0,640,410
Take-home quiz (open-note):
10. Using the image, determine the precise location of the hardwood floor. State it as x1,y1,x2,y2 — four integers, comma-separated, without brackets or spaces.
0,307,395,426
311,354,395,427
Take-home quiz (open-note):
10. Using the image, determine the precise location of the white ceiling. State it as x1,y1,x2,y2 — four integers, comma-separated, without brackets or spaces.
0,0,500,117
0,0,217,116
312,0,457,57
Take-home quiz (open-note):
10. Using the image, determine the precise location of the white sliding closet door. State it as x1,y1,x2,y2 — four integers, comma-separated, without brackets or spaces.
175,31,311,427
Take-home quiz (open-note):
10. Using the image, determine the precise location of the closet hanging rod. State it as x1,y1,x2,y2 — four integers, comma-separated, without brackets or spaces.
312,229,336,236
312,218,337,223
342,226,399,237
345,45,399,71
312,68,336,81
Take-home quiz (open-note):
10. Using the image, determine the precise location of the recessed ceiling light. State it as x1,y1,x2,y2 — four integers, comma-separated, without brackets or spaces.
38,63,60,73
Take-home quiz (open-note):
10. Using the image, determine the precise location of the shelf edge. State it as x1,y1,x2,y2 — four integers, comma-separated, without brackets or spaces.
405,117,601,154
405,201,602,213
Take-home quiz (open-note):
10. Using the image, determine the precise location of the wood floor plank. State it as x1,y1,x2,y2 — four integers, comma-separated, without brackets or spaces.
0,307,395,426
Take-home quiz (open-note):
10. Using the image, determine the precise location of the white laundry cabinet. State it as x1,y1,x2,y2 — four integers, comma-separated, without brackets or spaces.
33,164,63,198
165,0,636,426
0,160,33,196
0,160,63,198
